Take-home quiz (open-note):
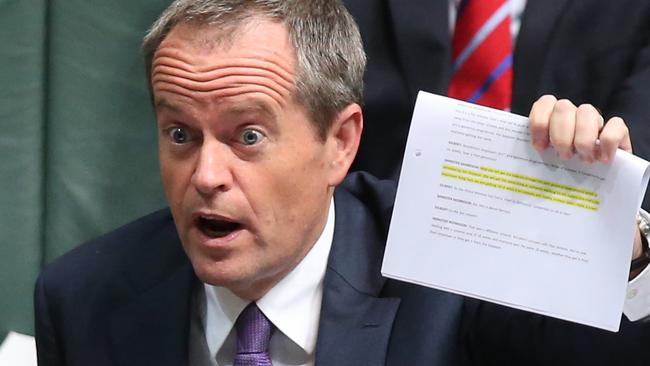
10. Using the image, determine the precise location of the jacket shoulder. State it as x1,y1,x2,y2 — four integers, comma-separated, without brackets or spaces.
338,171,397,229
36,208,183,306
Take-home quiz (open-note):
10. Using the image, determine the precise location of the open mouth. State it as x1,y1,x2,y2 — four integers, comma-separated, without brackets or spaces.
196,216,243,238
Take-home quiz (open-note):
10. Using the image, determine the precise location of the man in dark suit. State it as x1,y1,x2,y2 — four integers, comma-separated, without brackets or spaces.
344,0,650,207
34,0,650,365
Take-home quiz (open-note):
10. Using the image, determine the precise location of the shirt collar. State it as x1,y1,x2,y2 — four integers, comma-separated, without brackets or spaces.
202,198,335,361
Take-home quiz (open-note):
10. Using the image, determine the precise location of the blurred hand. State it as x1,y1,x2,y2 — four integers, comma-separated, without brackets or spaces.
528,95,632,163
528,95,643,273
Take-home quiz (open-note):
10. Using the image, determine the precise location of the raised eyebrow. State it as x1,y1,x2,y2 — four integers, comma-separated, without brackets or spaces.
225,103,278,121
227,103,274,115
154,98,182,113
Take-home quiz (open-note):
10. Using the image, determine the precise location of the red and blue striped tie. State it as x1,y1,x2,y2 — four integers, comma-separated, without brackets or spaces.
448,0,513,110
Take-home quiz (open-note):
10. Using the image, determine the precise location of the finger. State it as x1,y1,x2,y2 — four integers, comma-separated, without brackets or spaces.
598,116,631,162
549,99,577,160
528,95,557,152
573,104,603,163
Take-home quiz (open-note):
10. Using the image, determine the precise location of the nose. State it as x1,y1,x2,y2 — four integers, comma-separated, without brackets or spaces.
191,140,234,196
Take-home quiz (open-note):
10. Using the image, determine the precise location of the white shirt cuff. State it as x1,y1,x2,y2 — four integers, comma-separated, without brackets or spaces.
624,264,650,321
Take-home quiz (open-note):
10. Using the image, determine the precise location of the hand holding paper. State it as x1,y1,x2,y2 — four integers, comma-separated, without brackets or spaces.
381,92,650,331
527,95,644,261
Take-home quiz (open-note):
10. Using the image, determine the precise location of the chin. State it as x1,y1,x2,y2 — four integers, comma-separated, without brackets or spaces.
189,255,250,289
192,259,232,284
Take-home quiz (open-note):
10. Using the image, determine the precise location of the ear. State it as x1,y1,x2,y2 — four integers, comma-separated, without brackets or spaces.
326,103,363,186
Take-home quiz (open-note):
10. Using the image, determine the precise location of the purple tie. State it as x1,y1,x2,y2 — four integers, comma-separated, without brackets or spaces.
233,303,274,366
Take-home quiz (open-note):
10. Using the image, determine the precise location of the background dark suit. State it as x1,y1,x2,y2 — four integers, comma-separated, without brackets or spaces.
344,0,650,208
35,173,650,365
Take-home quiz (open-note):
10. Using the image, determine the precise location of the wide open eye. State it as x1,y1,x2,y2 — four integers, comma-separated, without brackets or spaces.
240,129,265,146
168,127,190,144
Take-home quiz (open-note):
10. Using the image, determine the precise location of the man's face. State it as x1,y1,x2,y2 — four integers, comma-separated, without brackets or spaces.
151,20,350,299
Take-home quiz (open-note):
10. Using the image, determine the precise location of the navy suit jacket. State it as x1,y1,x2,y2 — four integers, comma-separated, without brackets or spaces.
35,172,650,365
343,0,650,208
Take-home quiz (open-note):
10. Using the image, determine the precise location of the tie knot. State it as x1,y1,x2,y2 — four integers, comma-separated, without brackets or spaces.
235,303,274,356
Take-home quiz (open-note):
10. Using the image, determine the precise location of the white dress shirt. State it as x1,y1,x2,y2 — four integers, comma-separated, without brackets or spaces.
193,199,335,366
625,251,650,321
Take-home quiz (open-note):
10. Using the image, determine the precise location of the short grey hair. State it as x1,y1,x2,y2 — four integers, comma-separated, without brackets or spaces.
143,0,366,139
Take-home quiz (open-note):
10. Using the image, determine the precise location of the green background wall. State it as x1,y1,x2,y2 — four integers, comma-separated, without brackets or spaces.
0,0,173,339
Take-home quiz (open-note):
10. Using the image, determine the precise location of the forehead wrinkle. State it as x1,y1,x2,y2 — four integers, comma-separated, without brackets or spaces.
151,63,293,94
153,75,289,108
154,46,295,84
152,58,294,88
154,83,290,110
156,89,278,115
151,48,196,74
152,20,300,116
152,49,296,110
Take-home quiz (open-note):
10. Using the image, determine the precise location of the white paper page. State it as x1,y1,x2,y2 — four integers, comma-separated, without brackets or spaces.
382,92,650,331
0,332,37,366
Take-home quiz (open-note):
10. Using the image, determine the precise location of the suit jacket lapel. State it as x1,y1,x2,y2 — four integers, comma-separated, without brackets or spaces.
512,0,570,113
388,0,451,99
315,272,400,366
315,181,400,366
108,226,198,366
